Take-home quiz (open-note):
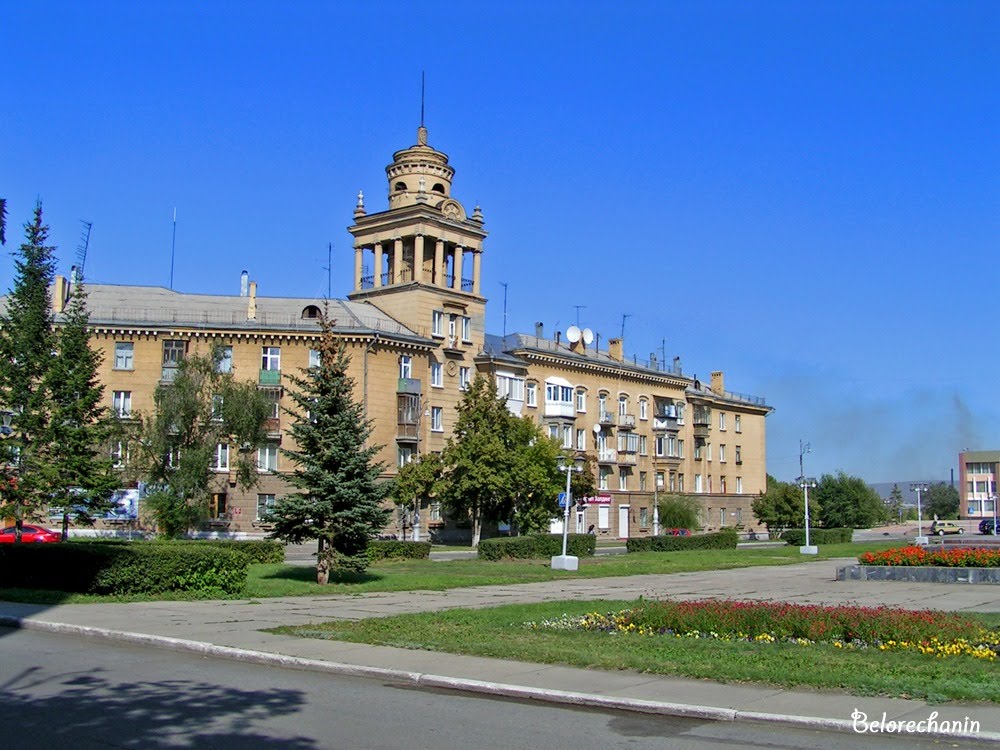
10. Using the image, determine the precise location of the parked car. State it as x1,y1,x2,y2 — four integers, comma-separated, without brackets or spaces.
980,518,997,535
930,520,964,536
0,524,62,543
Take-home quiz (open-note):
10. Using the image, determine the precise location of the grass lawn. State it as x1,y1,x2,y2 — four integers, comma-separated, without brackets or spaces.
0,540,899,604
271,599,1000,704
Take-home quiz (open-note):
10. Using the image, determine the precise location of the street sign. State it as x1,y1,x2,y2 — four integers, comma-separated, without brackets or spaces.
557,492,567,508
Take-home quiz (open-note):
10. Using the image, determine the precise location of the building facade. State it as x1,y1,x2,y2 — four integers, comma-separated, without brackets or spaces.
957,450,999,521
48,124,772,540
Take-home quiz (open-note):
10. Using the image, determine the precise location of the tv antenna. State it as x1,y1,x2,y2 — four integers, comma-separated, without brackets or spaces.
500,281,509,339
322,242,333,298
76,220,93,278
573,305,586,327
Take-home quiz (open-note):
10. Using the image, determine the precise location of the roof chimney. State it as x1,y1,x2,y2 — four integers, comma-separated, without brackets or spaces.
608,337,623,362
247,280,258,320
240,270,249,297
53,275,69,313
710,371,725,396
535,322,544,339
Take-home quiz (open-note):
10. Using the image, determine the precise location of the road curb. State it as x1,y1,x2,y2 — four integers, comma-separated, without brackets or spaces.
2,615,997,744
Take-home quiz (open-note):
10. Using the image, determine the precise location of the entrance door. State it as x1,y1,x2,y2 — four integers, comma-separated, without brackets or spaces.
618,505,630,539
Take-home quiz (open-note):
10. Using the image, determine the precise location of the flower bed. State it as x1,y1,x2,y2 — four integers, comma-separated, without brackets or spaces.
859,545,1000,568
526,600,999,661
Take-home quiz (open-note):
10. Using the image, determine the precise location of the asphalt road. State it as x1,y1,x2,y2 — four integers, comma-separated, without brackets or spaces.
2,628,986,749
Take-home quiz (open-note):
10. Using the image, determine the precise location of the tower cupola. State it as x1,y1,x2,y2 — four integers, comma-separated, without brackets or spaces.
386,126,455,210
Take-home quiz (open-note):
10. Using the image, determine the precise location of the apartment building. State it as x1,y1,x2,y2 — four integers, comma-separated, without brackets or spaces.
45,123,771,540
957,450,999,521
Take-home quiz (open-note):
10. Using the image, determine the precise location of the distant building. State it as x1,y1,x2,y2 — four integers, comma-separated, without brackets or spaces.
957,451,999,521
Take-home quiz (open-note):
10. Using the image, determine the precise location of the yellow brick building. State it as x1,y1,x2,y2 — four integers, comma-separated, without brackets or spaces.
51,123,771,540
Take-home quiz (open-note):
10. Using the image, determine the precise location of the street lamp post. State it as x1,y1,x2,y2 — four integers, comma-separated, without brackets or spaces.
552,460,582,571
910,483,929,546
798,440,818,555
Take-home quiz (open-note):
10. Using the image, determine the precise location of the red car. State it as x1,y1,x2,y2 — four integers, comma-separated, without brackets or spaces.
0,524,62,543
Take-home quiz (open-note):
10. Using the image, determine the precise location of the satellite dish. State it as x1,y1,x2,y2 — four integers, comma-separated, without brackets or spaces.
566,325,581,343
592,423,602,434
582,328,594,345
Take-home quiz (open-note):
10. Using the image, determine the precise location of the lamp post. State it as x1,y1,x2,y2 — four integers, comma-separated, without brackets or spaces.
798,440,818,555
910,483,929,545
552,459,582,570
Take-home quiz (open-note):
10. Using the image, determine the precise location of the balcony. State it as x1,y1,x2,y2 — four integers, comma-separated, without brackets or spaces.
618,452,638,466
598,411,615,426
259,369,281,386
693,420,710,439
396,423,419,441
264,417,281,436
597,449,618,464
397,378,421,395
617,414,636,430
653,411,680,432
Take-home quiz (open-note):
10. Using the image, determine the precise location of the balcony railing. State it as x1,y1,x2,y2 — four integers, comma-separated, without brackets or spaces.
396,424,419,440
617,414,636,430
618,453,637,466
598,411,615,426
397,378,421,395
264,417,280,434
259,369,281,386
653,415,680,431
597,449,618,463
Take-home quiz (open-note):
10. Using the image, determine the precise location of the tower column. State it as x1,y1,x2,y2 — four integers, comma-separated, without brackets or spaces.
393,238,403,284
354,246,363,291
414,234,425,284
434,239,444,287
452,245,464,291
373,243,384,288
472,248,482,296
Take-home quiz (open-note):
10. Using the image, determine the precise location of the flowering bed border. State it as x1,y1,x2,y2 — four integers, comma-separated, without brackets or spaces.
837,565,1000,584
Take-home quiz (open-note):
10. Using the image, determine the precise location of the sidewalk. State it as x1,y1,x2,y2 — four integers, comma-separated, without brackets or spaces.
2,558,998,743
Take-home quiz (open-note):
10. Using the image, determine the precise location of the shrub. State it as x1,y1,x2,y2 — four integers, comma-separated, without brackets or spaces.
781,528,853,546
478,533,596,561
0,542,249,595
367,540,432,562
626,528,738,553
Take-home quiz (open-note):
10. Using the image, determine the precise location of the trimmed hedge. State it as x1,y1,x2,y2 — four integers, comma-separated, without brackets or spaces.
0,543,249,595
781,528,853,546
626,528,739,553
367,540,432,562
478,533,597,561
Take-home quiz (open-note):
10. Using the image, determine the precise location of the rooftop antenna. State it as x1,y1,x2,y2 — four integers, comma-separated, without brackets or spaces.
500,281,508,339
76,220,92,278
621,313,632,344
573,305,586,328
420,71,426,127
323,242,333,299
169,207,177,290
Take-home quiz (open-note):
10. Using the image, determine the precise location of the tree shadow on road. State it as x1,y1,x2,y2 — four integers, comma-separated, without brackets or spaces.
1,664,317,748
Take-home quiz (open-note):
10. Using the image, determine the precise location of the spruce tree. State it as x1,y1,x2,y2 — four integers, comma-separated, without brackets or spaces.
267,313,391,582
0,203,58,541
45,277,118,536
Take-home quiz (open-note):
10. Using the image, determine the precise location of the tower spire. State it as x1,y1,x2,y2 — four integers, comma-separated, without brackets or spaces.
417,72,428,146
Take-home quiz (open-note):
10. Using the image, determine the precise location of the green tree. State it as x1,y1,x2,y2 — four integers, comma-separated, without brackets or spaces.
656,494,700,531
506,415,563,535
570,453,598,509
814,471,888,529
267,315,391,582
751,474,815,534
0,203,58,542
886,484,905,523
924,482,960,520
45,277,118,536
392,452,442,539
130,349,270,538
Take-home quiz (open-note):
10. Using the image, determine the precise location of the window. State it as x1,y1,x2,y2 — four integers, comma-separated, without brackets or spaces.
599,467,611,490
256,494,276,521
264,390,280,419
526,382,537,407
212,443,230,471
655,471,664,489
720,508,727,527
576,428,586,451
112,390,132,418
163,339,186,366
431,362,443,387
548,424,559,440
399,355,412,379
668,436,678,457
110,441,127,468
598,505,610,530
429,502,442,522
461,316,471,341
669,472,677,492
257,443,278,472
655,436,665,457
678,473,684,492
208,493,227,519
707,442,712,461
398,445,415,467
211,394,224,420
619,469,629,491
496,375,524,400
719,444,726,462
598,393,607,416
576,390,586,412
735,445,742,464
309,349,321,369
216,345,233,373
639,472,647,491
678,439,684,458
261,346,281,372
639,399,648,420
639,435,648,455
736,477,743,494
448,314,457,344
735,414,741,433
695,474,703,493
432,310,444,336
708,475,713,493
639,506,649,527
431,406,443,432
459,367,470,390
618,395,628,416
694,442,702,460
719,412,726,430
114,342,134,370
545,383,573,404
562,426,572,449
675,403,685,425
720,475,727,493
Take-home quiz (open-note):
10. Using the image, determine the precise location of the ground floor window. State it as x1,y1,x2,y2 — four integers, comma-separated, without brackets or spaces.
208,493,227,519
598,505,610,530
257,494,275,520
639,506,649,528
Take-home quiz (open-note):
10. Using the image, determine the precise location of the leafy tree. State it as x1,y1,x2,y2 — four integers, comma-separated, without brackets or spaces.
886,484,905,523
267,315,391,582
570,453,597,508
506,415,563,535
814,471,888,529
392,452,442,540
45,277,118,537
0,203,58,541
129,349,269,538
924,482,960,520
656,494,700,531
751,474,811,533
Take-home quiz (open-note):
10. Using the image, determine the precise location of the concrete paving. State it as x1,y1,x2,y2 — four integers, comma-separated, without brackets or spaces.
1,557,998,743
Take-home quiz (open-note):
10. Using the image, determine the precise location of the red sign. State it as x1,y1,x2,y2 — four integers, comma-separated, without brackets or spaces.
587,495,613,505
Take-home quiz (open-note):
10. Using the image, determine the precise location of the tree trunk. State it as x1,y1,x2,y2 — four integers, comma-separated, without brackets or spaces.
316,537,329,585
471,508,482,547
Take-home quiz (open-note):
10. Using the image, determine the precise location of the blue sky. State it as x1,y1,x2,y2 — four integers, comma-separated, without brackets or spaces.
3,2,997,484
